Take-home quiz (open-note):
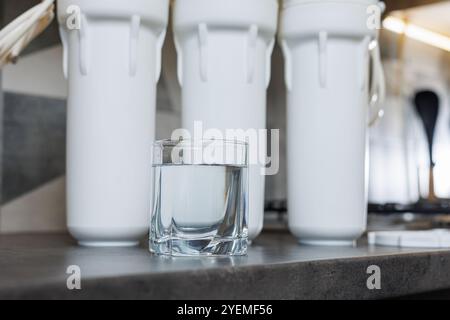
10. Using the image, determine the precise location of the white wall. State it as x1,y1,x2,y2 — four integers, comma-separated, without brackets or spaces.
3,46,67,99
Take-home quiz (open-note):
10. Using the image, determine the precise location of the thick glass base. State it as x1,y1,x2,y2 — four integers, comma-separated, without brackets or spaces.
150,237,248,257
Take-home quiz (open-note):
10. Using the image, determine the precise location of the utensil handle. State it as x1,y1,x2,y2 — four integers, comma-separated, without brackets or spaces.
368,39,386,127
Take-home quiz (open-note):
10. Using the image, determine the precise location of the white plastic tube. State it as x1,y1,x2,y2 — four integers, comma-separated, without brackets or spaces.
57,0,169,246
173,0,278,241
279,0,385,246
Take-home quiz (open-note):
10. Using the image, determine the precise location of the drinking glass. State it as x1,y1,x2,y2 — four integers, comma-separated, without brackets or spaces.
150,139,249,256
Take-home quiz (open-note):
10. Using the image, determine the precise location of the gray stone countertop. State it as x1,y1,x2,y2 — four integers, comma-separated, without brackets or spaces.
0,231,450,299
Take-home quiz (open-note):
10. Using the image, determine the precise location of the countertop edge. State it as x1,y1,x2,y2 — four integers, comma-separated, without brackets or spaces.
2,249,450,300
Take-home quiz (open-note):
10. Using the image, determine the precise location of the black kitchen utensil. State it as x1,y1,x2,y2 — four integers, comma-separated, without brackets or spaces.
414,90,440,202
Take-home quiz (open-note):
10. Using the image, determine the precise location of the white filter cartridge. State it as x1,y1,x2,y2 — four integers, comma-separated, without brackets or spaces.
280,0,385,246
58,0,169,246
173,0,278,240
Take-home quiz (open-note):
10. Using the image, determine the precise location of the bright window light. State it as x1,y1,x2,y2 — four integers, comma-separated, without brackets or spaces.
383,16,450,52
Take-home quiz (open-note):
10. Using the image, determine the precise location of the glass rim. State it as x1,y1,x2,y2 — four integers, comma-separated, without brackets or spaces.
153,138,249,147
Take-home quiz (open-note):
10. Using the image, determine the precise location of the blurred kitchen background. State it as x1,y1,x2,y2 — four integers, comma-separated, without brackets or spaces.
0,0,449,234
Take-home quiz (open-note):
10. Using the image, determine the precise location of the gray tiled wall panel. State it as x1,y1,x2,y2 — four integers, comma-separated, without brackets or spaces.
2,93,66,203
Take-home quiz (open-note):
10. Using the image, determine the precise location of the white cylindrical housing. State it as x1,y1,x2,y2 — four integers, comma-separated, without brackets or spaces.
280,0,383,245
57,0,169,246
173,0,278,240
